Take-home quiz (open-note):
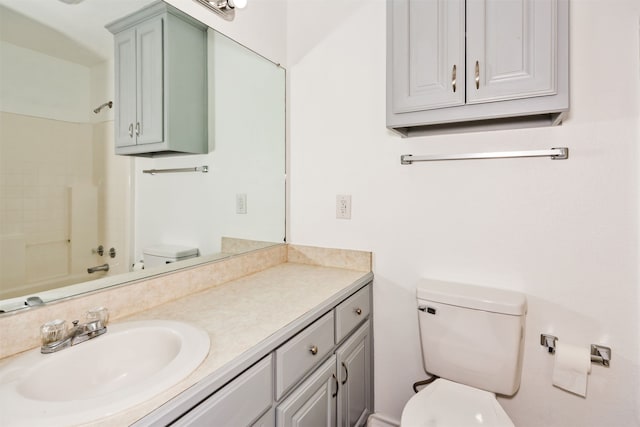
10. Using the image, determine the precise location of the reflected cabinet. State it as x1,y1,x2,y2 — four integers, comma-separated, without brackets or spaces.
107,1,208,156
387,0,569,136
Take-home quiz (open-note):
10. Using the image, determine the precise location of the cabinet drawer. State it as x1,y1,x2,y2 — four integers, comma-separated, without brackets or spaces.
335,285,370,343
174,355,273,427
275,311,334,399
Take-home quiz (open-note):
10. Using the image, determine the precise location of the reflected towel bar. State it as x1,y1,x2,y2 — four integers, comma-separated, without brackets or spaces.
400,147,569,165
142,166,209,175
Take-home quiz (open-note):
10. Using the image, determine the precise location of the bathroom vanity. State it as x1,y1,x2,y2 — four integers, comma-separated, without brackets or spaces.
131,265,373,427
0,244,373,427
135,270,372,426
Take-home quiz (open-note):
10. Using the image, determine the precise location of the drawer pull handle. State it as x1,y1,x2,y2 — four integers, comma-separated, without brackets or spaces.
355,308,362,315
341,362,349,385
135,122,140,136
332,373,338,398
309,345,318,355
475,60,480,90
128,123,134,138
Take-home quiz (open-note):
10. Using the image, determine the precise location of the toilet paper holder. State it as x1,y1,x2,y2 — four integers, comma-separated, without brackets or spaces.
540,334,611,367
590,344,611,367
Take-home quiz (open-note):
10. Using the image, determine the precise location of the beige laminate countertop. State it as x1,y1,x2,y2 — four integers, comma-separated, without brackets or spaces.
91,262,372,426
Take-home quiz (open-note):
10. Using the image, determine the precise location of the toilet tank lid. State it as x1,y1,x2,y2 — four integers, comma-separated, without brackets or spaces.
416,279,527,315
143,245,199,258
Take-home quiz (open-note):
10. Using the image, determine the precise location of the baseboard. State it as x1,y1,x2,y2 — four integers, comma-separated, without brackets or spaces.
367,413,400,427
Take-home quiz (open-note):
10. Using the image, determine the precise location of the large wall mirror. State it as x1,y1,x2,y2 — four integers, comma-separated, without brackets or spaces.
0,0,285,313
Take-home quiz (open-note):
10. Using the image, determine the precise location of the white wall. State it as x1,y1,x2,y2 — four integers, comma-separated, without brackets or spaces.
287,0,640,426
0,40,90,123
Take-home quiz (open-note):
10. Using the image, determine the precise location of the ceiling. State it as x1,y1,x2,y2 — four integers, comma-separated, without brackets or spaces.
0,0,156,66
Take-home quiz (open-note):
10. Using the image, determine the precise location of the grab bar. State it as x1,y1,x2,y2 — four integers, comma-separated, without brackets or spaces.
400,147,568,164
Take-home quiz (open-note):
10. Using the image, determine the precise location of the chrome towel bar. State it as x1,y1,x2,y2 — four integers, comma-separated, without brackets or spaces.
400,147,568,165
142,166,209,175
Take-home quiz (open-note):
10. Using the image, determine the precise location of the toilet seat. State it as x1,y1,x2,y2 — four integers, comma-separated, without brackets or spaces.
400,379,514,427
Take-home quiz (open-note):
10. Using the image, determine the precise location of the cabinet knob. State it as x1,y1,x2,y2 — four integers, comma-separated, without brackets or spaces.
354,308,362,316
128,123,134,138
309,345,318,355
451,64,457,93
475,60,480,90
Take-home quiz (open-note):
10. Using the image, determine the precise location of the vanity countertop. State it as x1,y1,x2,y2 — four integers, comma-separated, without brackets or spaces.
92,261,373,426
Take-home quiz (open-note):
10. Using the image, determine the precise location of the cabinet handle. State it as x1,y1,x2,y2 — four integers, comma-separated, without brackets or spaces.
475,60,480,90
341,362,349,385
451,64,457,93
309,345,318,355
354,308,362,316
332,373,339,398
128,123,134,138
135,122,140,136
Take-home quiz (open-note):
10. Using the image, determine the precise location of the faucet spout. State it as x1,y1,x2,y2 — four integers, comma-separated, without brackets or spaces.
87,263,109,274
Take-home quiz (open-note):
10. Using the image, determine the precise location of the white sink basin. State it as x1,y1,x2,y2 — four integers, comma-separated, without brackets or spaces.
0,319,210,426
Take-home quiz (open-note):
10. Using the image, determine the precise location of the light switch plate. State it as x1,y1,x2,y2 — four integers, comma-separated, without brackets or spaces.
236,193,247,214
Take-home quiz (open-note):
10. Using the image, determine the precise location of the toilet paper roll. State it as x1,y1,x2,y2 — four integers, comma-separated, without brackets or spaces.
552,341,592,397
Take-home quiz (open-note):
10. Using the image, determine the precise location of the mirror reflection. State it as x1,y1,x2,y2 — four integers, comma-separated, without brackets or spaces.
0,0,285,313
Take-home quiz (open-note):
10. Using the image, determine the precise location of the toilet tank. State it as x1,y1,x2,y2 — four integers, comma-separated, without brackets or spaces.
416,279,527,396
143,245,199,269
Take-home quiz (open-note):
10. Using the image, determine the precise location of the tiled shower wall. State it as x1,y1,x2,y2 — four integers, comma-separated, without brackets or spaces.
0,112,99,298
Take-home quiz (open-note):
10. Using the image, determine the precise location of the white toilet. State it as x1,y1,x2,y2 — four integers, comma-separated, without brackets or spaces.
401,279,527,427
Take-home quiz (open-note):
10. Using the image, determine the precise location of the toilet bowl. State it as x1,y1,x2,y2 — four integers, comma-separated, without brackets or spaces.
401,379,514,427
401,279,527,427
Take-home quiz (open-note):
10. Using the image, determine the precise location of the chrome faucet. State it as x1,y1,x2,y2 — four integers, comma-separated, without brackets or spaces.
87,263,109,274
40,308,109,354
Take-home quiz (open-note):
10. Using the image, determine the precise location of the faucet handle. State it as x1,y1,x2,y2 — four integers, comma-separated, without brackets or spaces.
86,307,109,326
41,319,67,345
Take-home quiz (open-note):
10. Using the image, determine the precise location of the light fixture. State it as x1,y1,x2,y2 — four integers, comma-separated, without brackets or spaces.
193,0,247,21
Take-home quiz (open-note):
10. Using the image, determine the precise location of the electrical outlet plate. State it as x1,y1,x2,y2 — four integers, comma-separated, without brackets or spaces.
336,194,351,219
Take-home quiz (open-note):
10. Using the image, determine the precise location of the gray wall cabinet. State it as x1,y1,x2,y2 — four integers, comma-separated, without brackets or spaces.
150,282,373,427
107,1,208,156
387,0,569,136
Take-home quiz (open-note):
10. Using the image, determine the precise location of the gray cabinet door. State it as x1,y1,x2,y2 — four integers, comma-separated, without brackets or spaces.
388,0,465,113
466,0,558,104
276,356,337,427
134,16,164,145
336,322,371,427
387,0,568,134
173,355,273,427
114,28,136,148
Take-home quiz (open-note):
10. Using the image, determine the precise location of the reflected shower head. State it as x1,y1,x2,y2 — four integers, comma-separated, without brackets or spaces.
93,101,113,114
